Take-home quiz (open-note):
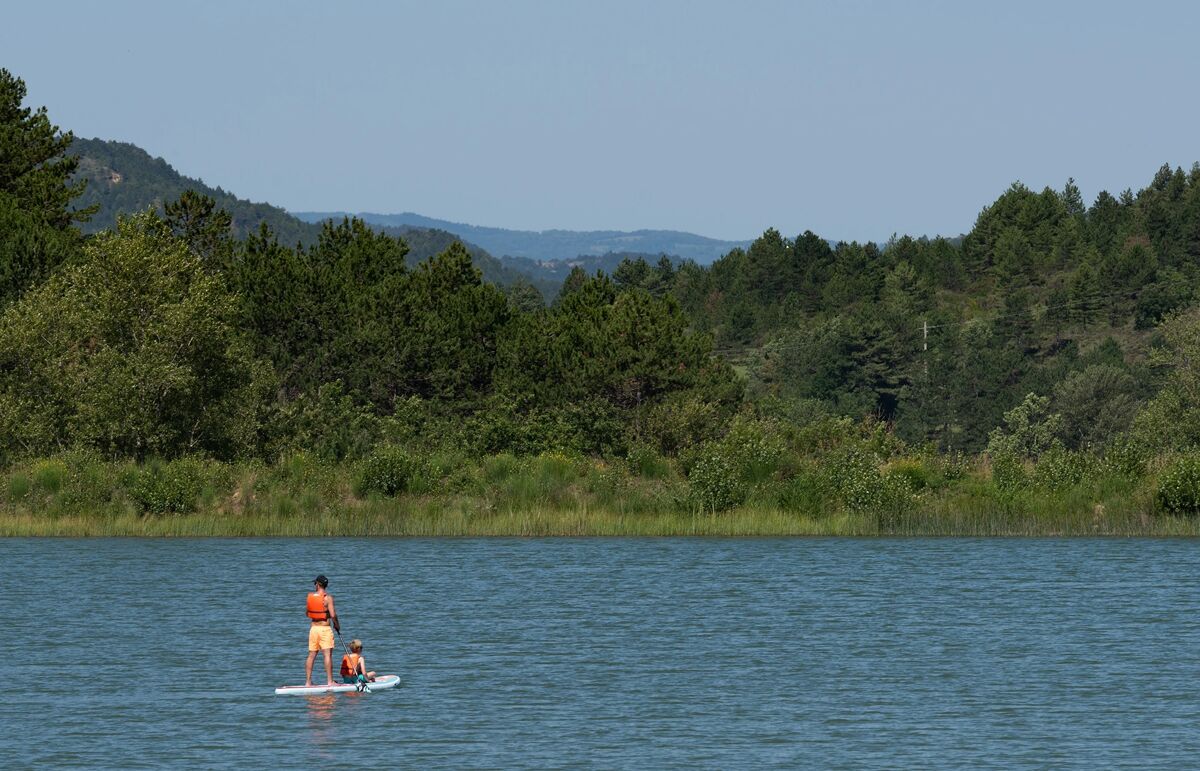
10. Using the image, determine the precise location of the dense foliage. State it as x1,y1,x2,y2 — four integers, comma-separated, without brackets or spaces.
0,214,268,460
5,68,1200,528
660,170,1200,454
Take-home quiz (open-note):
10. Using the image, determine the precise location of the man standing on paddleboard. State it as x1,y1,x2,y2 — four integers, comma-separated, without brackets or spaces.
304,575,340,687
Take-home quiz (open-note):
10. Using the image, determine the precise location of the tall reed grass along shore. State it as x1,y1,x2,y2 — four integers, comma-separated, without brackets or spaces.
3,447,1198,537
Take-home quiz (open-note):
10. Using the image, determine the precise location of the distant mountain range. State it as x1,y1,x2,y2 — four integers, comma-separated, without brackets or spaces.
292,211,750,265
68,137,749,298
68,138,544,292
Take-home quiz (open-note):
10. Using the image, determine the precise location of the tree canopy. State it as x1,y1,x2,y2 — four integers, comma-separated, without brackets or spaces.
4,65,1200,470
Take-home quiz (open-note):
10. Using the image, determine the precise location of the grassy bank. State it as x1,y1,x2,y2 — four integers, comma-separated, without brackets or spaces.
0,507,876,537
2,448,1198,537
6,507,1199,537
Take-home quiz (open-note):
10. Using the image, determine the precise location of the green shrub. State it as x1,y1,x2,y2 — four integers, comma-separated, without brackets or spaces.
272,451,322,488
825,445,883,512
774,470,826,514
875,471,918,529
581,461,626,505
268,494,299,518
267,382,380,462
720,417,785,484
482,454,521,483
861,417,908,461
627,444,672,479
639,393,723,456
1032,446,1095,491
555,399,627,457
534,452,578,485
31,459,67,494
486,452,582,508
1103,436,1149,479
467,407,521,455
57,449,119,507
808,440,918,518
436,451,483,495
498,470,546,508
887,451,965,493
354,445,418,497
986,393,1063,461
754,396,831,429
932,451,970,484
682,417,786,512
379,396,431,446
990,451,1026,493
411,452,458,495
7,472,30,502
263,452,340,503
298,491,322,515
1155,454,1200,516
687,448,744,512
127,457,212,514
789,415,856,456
885,457,934,491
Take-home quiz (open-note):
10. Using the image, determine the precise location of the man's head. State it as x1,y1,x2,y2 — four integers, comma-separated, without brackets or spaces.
313,574,328,590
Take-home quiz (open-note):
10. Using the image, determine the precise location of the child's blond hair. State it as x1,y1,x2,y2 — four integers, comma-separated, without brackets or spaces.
350,639,363,651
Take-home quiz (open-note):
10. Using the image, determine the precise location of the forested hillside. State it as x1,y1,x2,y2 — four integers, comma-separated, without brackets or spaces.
72,138,320,245
577,170,1198,455
6,66,1200,534
69,138,541,291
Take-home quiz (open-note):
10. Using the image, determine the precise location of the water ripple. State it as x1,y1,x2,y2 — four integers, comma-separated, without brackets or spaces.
4,537,1199,769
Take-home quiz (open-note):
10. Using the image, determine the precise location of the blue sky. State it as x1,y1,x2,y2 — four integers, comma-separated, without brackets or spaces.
4,1,1197,240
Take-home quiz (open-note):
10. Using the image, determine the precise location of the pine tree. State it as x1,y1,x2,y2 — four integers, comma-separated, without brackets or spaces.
1061,177,1085,218
557,266,589,302
0,70,89,304
0,69,92,228
163,190,234,268
1068,259,1102,324
612,257,651,292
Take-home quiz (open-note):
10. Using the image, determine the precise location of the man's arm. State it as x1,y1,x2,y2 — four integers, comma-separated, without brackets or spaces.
327,595,339,633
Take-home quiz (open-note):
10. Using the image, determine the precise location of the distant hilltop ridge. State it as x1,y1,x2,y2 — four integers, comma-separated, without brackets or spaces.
67,137,546,292
68,137,773,296
292,211,751,265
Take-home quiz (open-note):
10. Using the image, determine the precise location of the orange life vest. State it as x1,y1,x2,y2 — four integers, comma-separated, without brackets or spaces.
340,653,361,678
306,592,329,621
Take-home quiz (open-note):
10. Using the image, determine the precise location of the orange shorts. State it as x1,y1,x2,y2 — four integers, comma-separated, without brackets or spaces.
308,624,334,652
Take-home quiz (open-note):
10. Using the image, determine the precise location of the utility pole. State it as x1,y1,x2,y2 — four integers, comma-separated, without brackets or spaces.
922,319,929,379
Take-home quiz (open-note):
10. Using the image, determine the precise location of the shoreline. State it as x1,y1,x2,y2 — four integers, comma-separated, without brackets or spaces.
4,450,1198,538
4,506,1198,538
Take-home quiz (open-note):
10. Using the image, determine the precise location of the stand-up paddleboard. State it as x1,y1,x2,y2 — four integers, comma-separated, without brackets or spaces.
274,674,400,695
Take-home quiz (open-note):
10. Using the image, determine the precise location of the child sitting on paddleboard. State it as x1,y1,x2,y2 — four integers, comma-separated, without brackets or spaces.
341,639,376,684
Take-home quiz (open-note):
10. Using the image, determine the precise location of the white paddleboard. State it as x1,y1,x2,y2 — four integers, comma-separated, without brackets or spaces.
274,674,400,695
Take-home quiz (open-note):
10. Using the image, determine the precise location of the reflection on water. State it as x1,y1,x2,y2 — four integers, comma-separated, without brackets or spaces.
306,693,338,722
7,537,1200,769
305,694,339,758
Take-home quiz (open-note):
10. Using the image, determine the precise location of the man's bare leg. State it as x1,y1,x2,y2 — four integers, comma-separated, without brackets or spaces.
305,650,317,686
323,648,334,686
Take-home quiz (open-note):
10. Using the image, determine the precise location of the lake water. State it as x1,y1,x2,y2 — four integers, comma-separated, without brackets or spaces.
5,538,1199,768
